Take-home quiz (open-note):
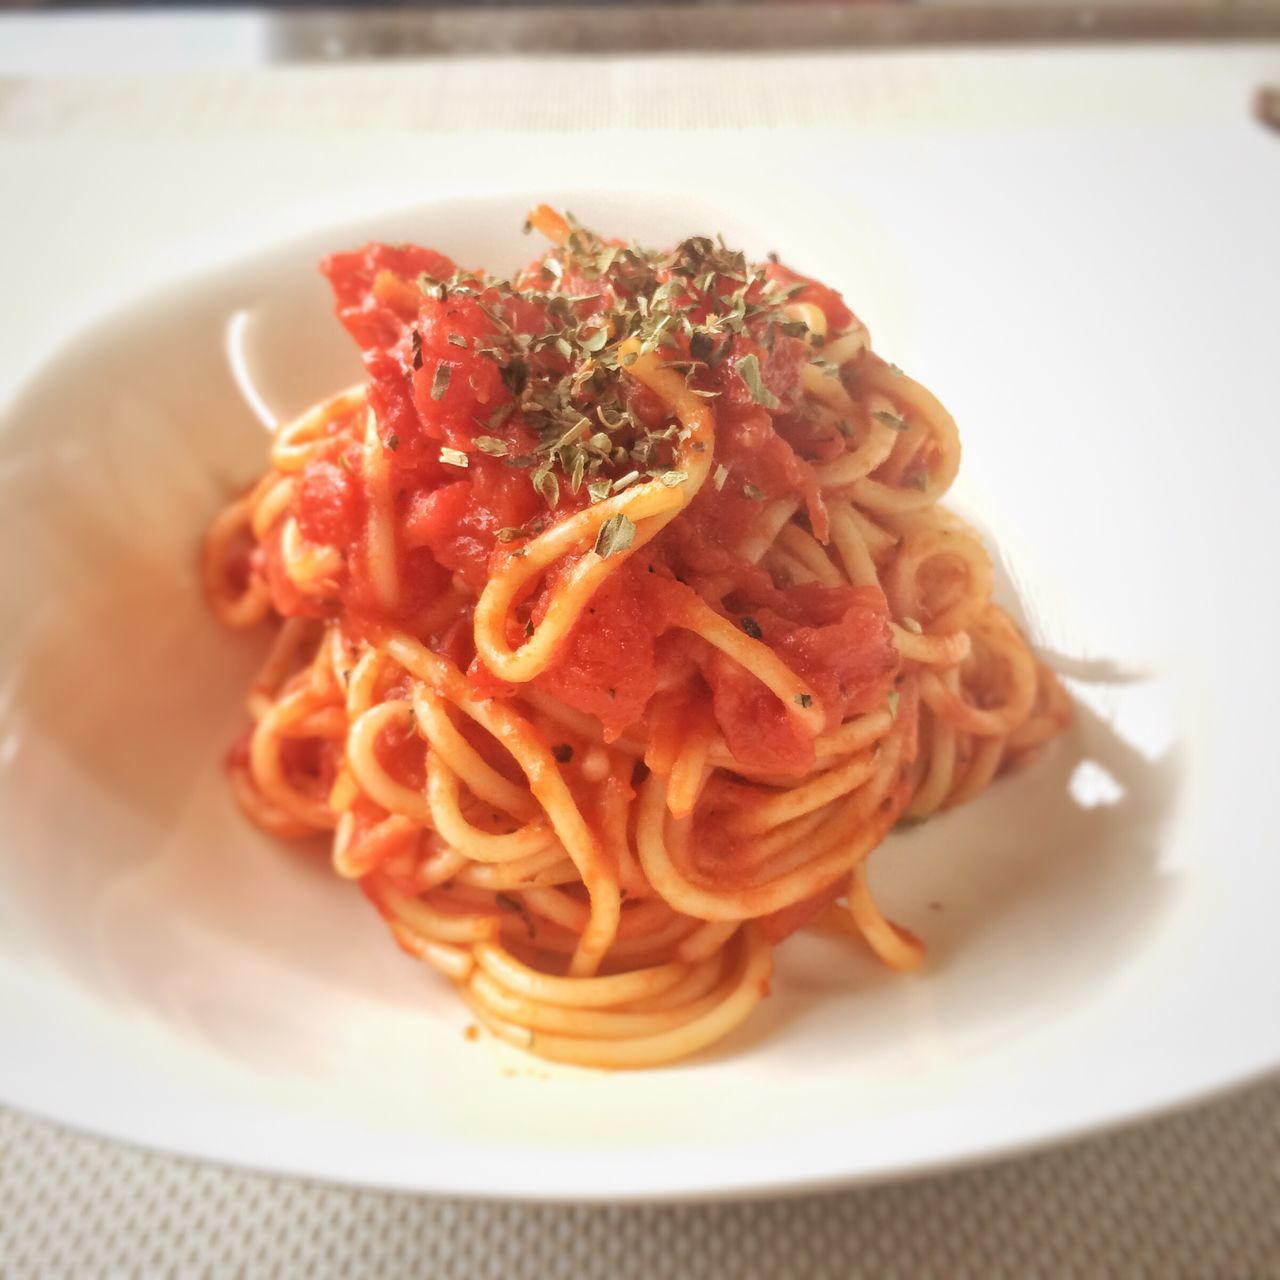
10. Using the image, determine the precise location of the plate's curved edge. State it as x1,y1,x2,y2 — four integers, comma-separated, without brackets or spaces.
4,1052,1278,1204
3,185,1278,1201
0,182,796,428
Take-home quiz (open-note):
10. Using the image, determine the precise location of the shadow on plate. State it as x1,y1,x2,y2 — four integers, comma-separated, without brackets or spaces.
720,687,1181,1069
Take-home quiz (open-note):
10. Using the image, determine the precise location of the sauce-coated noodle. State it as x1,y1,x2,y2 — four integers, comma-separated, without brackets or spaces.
204,211,1070,1067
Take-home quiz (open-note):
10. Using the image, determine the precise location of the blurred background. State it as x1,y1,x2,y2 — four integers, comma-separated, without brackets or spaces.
1,1,1279,67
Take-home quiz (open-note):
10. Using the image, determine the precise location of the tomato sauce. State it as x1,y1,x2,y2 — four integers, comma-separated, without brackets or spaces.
267,240,899,774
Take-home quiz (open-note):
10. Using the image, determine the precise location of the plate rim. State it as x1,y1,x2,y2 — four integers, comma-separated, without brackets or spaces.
2,186,1278,1201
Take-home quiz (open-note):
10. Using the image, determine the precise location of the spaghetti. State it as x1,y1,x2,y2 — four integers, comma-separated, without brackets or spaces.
203,207,1070,1068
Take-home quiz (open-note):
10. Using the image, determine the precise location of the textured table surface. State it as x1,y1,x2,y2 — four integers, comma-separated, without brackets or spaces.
4,1079,1279,1279
3,31,1280,1279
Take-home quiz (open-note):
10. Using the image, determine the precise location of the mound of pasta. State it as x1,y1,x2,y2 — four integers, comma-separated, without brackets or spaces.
203,207,1070,1068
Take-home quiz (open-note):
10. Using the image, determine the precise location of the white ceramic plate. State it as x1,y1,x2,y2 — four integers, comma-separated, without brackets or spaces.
1,187,1277,1201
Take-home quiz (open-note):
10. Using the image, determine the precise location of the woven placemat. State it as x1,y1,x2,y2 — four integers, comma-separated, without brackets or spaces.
3,1080,1278,1279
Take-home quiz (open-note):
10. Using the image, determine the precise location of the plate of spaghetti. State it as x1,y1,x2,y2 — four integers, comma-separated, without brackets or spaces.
1,190,1275,1199
205,202,1071,1065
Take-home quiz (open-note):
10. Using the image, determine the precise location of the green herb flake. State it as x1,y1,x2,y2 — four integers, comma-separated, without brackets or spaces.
593,513,636,559
659,470,688,488
385,434,400,453
532,465,560,508
794,692,814,709
494,892,536,939
740,616,763,640
474,436,508,456
736,353,781,409
587,479,612,503
742,482,765,500
440,447,469,468
552,743,574,764
410,329,423,370
446,333,466,348
431,364,453,401
500,359,529,396
873,409,909,433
